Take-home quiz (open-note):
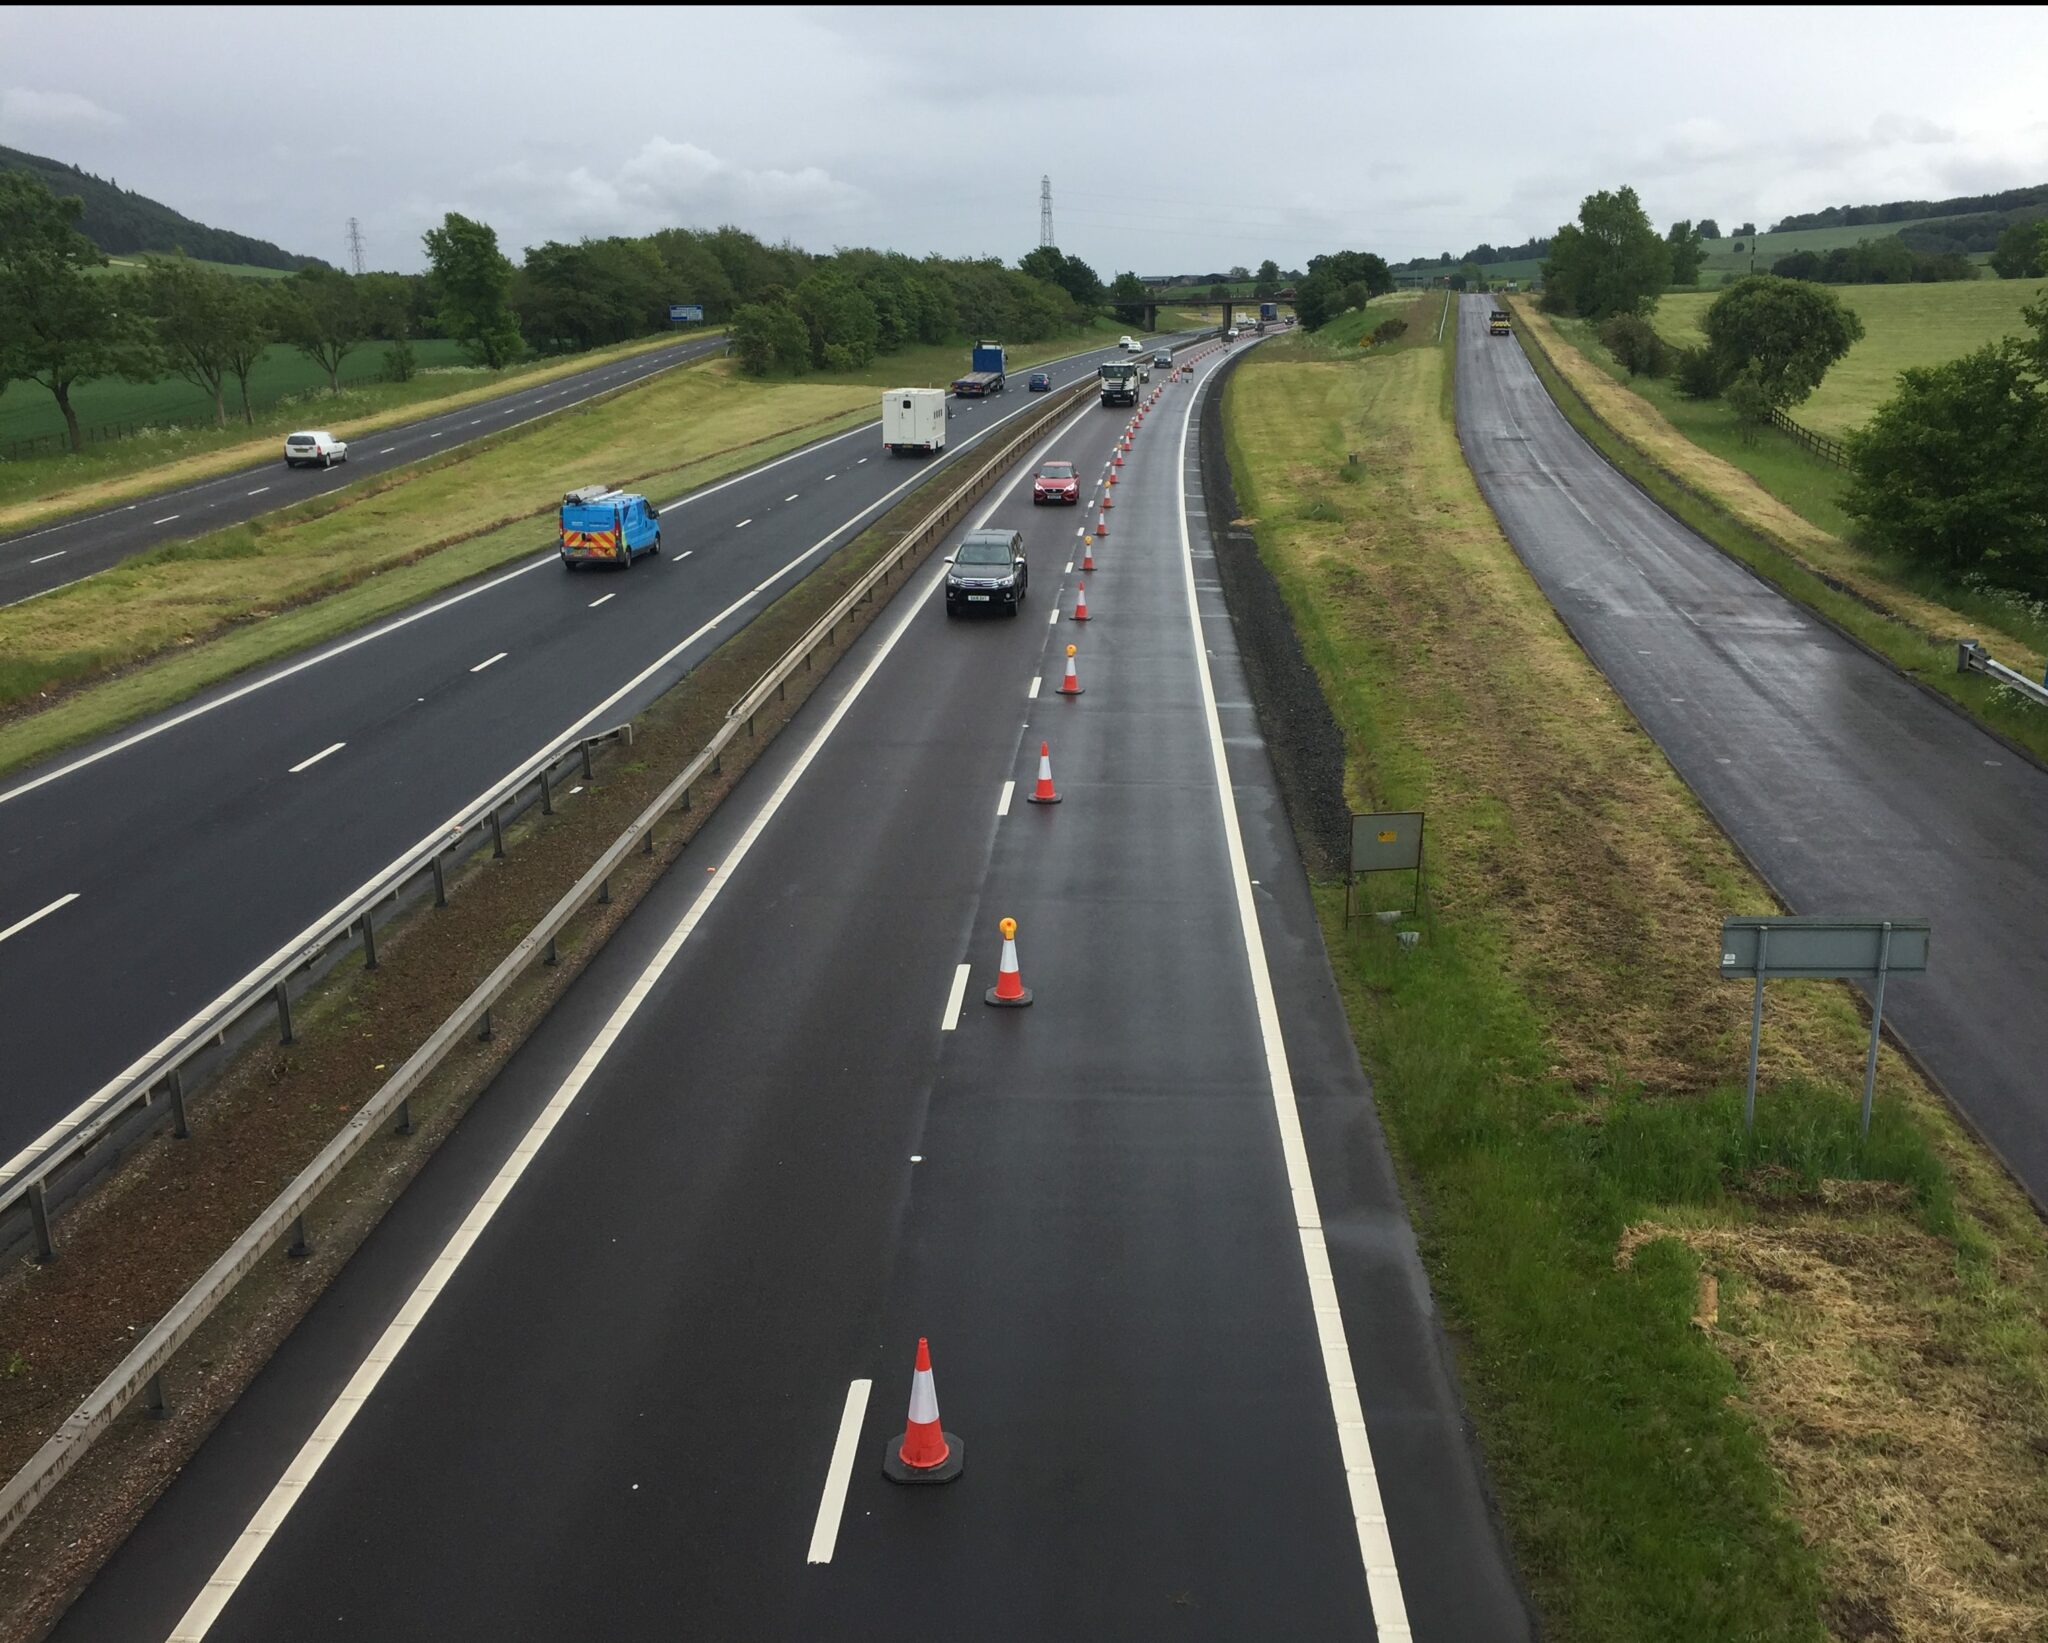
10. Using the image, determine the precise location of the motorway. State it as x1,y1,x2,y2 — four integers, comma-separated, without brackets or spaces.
51,334,1529,1641
0,334,1196,1177
1457,293,2048,1202
0,333,730,608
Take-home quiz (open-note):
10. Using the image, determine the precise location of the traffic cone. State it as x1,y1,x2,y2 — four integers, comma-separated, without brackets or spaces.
1095,513,1107,537
1101,488,1113,509
1081,538,1096,571
985,916,1032,1006
1113,452,1123,468
881,1337,964,1483
1072,583,1091,621
1107,469,1117,485
1026,740,1061,803
1058,643,1084,696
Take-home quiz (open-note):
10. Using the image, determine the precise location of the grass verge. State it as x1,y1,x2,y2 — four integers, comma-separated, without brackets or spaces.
1507,297,2048,767
0,363,879,778
1223,319,2048,1641
0,332,705,532
0,379,1062,1638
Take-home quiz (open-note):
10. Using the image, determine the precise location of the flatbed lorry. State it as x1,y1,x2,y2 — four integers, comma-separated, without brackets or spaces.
951,340,1007,397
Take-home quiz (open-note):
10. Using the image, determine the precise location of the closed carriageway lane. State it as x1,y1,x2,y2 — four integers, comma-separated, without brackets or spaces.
1456,294,2048,1199
54,334,1523,1641
0,334,729,608
0,334,1196,1162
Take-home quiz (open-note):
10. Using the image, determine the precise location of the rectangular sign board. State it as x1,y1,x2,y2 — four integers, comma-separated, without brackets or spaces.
1351,811,1424,873
1718,916,1929,980
669,303,704,323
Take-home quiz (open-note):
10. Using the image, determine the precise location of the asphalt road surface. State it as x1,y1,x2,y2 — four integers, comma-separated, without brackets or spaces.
1457,294,2048,1204
0,334,1199,1175
0,334,731,608
51,337,1529,1641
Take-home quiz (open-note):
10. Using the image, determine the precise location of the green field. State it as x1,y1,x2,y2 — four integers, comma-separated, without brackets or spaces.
91,255,295,282
0,337,479,448
1647,276,2048,435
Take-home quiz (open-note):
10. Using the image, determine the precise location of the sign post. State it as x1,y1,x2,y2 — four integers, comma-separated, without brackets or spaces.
668,303,704,326
1718,916,1929,1136
1346,811,1424,923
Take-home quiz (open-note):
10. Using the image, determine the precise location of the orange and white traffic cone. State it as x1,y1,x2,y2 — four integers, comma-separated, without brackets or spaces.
881,1337,964,1483
1081,538,1096,572
1095,513,1107,537
985,916,1032,1006
1026,740,1061,803
1071,583,1090,621
1101,487,1113,509
1113,452,1123,468
1058,643,1084,696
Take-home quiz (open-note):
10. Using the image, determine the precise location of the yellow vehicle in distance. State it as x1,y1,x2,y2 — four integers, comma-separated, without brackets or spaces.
1488,309,1512,337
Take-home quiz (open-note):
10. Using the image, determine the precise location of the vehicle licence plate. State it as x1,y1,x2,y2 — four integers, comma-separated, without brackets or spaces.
968,595,989,602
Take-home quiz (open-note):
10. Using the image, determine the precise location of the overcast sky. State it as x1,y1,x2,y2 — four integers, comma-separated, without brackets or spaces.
5,6,2046,277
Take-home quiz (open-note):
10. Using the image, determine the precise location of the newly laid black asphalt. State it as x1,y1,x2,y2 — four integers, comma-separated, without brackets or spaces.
0,333,1191,1170
52,337,1529,1640
0,333,731,608
1456,294,2048,1202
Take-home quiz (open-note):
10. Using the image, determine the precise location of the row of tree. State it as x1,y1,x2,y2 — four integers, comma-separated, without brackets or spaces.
1770,183,2048,235
1292,250,1395,329
1770,238,1977,285
0,169,534,448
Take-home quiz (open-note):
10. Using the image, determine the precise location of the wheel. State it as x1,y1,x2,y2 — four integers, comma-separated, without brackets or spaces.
649,533,661,556
321,452,333,469
618,545,633,570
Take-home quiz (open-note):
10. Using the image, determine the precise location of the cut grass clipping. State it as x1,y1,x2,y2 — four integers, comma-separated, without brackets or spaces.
1224,322,2048,1641
1508,297,2048,769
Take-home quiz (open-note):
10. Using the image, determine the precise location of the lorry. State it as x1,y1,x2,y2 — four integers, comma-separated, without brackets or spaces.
1099,361,1139,407
1259,302,1277,322
559,485,660,570
882,387,947,455
1488,309,1512,337
951,340,1007,397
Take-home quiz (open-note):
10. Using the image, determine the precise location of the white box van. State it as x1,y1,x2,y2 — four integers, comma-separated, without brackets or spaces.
882,387,946,455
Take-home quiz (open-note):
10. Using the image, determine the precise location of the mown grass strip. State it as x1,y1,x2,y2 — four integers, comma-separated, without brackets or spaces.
1222,321,2048,1642
1508,298,2048,768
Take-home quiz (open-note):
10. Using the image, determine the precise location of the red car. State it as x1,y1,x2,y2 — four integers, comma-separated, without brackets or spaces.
1032,460,1080,505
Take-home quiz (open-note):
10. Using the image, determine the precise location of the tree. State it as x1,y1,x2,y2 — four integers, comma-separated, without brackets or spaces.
730,300,812,375
1599,312,1670,377
140,257,262,427
1666,220,1705,286
220,281,276,422
1735,222,1756,237
1697,218,1722,240
1227,265,1250,282
1107,272,1150,325
1990,219,2048,280
1256,258,1280,287
1541,186,1669,318
1052,253,1103,310
1207,283,1229,304
1457,262,1484,293
793,270,880,367
1306,250,1393,302
1843,340,2047,580
1343,281,1371,311
1294,274,1339,330
1700,275,1864,409
277,267,366,394
424,212,521,369
1722,363,1773,445
0,170,160,450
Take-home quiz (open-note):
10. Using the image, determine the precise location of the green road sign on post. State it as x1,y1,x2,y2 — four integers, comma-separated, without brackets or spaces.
1718,917,1930,1137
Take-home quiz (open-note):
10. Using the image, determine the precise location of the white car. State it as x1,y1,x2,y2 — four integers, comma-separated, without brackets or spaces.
1119,335,1138,351
284,430,348,469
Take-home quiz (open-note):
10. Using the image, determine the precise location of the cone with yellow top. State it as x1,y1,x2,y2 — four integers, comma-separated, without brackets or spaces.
985,916,1032,1006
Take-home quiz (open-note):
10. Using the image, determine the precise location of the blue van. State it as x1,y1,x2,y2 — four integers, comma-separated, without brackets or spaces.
559,485,661,570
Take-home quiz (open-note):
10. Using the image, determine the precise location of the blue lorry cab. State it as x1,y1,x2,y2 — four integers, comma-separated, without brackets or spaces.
559,484,661,569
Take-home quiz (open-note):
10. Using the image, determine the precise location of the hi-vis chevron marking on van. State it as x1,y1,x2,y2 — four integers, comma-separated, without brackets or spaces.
559,484,662,569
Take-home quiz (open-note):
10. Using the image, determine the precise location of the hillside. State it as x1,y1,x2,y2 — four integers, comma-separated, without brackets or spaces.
0,145,326,272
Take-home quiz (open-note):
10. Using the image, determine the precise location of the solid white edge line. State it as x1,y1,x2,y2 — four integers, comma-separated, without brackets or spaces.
165,489,978,1643
0,892,80,947
997,779,1015,817
287,741,345,775
940,962,972,1032
469,652,508,674
1172,355,1413,1640
806,1378,873,1564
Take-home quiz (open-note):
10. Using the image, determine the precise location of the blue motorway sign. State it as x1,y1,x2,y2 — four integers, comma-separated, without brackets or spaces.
669,303,705,324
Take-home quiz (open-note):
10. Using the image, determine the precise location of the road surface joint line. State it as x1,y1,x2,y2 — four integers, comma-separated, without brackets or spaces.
941,962,973,1033
286,742,345,775
1172,351,1413,1633
806,1379,873,1564
0,892,80,947
159,511,966,1642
